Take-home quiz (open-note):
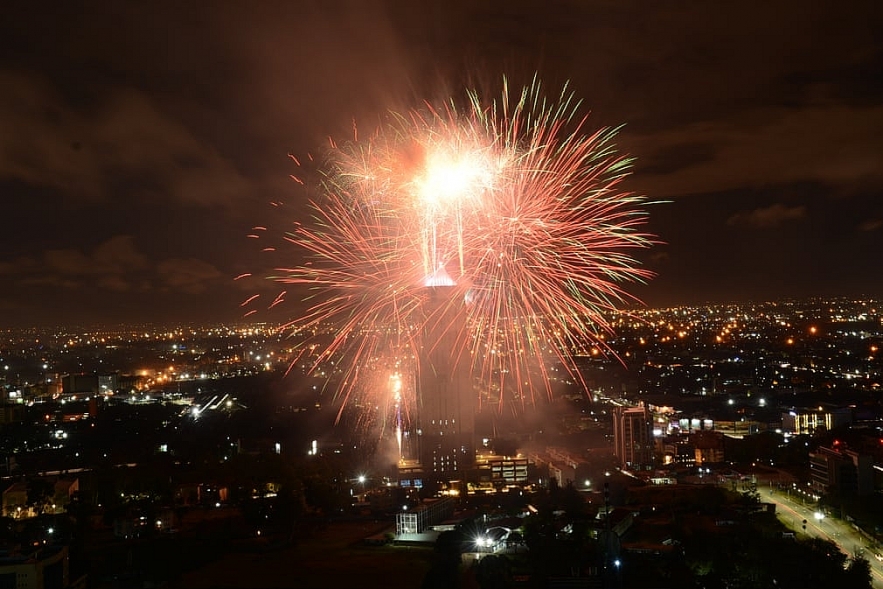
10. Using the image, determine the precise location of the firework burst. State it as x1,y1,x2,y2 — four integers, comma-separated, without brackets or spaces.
254,76,655,429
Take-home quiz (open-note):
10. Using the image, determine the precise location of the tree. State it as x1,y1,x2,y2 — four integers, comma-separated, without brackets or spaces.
843,556,873,589
26,478,54,515
474,554,513,589
65,491,94,556
422,530,464,589
558,481,587,517
738,488,761,511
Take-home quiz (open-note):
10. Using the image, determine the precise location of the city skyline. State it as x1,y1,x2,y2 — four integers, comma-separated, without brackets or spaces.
2,1,881,328
0,294,878,587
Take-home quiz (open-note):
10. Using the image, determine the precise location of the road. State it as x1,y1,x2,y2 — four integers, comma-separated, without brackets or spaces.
756,484,883,589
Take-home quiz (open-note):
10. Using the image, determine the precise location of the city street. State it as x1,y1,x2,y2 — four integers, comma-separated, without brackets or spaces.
757,484,883,589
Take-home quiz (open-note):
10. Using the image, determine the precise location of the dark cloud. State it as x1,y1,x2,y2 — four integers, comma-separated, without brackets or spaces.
0,72,256,210
858,219,882,232
1,235,222,298
1,236,145,294
156,258,224,295
726,204,808,229
1,0,881,325
44,236,148,276
628,104,883,198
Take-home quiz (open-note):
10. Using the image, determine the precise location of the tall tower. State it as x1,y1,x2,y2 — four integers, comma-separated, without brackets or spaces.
613,404,655,471
416,285,475,480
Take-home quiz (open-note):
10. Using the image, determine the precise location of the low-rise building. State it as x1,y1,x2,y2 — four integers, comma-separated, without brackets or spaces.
782,406,852,435
0,545,68,589
395,497,455,537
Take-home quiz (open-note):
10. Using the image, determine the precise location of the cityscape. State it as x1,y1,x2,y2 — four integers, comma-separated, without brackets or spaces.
0,297,880,588
2,1,881,589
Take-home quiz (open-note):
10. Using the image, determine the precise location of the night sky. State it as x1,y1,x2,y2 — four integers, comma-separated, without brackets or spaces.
2,1,881,328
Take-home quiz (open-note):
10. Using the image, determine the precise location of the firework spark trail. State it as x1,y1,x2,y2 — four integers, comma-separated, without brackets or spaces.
443,80,655,407
258,76,656,425
270,168,425,424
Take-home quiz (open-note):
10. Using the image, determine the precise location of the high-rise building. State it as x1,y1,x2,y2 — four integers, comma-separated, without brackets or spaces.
61,372,118,395
613,404,655,470
809,442,874,497
782,405,853,435
415,286,475,480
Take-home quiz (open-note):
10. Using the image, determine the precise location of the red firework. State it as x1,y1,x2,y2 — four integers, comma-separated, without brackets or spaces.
253,77,656,423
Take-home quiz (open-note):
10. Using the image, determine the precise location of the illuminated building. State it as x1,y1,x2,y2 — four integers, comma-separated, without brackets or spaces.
782,406,852,435
809,442,873,497
487,457,529,484
60,372,118,395
691,430,725,464
60,373,97,394
613,404,655,470
415,286,475,480
396,497,455,536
